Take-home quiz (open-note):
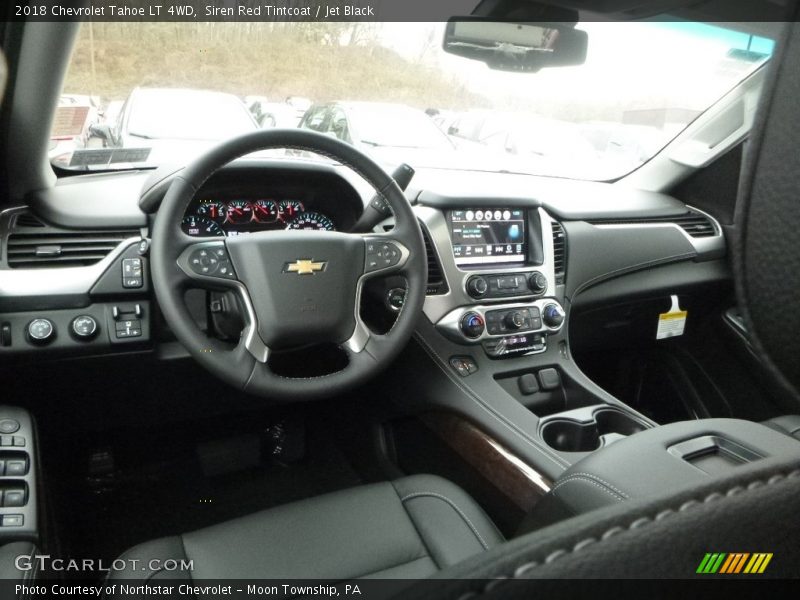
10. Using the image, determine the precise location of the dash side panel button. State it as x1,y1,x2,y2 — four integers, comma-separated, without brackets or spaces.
3,489,26,507
0,420,20,434
4,459,28,477
1,515,23,527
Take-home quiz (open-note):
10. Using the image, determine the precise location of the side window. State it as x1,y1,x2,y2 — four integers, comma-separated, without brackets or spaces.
301,106,328,132
327,107,350,142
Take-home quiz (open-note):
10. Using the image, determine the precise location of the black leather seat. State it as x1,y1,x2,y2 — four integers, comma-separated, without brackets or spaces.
109,475,502,583
763,415,800,441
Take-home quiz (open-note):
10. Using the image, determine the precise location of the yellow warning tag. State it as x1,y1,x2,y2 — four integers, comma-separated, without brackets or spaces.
657,295,687,340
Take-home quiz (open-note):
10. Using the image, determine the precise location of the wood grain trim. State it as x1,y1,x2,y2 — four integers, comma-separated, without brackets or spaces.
421,412,552,512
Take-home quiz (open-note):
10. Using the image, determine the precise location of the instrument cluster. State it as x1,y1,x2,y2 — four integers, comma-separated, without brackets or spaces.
181,198,336,237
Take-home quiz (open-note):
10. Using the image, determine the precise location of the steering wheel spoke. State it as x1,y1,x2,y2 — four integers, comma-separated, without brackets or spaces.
174,240,270,363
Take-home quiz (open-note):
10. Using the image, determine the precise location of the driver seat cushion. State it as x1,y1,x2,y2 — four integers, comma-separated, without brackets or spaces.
107,474,503,583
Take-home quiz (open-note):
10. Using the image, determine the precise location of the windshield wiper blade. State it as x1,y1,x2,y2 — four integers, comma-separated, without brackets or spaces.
128,131,156,139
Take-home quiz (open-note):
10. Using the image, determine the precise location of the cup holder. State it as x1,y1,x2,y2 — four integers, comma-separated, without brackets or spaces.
541,408,647,453
541,420,600,452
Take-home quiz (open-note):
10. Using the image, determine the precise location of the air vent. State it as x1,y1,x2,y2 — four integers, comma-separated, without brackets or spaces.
421,227,448,295
14,212,46,228
551,221,567,285
588,210,718,238
672,211,717,238
6,229,137,268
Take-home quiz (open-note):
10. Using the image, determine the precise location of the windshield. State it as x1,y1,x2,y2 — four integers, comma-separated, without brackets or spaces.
53,21,774,179
344,104,454,150
125,89,257,140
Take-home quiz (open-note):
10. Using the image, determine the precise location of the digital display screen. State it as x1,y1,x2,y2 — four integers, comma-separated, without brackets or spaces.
449,209,526,266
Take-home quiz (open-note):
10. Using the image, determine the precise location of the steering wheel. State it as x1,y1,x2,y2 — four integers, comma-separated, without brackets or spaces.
150,129,427,400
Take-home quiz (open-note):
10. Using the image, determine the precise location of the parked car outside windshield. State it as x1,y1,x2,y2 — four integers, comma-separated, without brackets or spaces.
65,87,258,169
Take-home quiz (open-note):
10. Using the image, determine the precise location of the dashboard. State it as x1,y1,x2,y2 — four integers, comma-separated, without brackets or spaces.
2,160,728,367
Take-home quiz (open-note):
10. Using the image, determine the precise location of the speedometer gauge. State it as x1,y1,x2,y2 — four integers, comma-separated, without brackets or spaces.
182,216,225,237
286,212,335,231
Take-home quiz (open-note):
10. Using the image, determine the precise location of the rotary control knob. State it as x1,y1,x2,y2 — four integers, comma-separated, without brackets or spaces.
27,318,55,345
543,304,565,329
466,276,489,298
71,315,98,340
529,272,548,295
504,310,526,330
460,312,485,339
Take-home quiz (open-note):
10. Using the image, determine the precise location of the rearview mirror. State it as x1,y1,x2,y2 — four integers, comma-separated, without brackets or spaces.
443,19,587,72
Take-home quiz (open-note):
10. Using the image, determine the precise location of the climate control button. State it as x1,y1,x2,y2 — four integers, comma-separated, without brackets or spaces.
543,304,566,328
460,312,485,339
504,310,526,330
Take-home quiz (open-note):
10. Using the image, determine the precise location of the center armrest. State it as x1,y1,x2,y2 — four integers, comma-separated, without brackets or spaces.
520,418,800,532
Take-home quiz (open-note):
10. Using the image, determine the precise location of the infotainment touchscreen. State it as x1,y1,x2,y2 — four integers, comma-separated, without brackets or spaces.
449,209,526,266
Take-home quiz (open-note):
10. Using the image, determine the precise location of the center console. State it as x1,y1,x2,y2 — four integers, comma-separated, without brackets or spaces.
421,206,567,360
398,202,641,484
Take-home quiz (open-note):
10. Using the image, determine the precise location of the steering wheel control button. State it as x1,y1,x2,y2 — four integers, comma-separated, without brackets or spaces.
450,356,478,377
27,318,55,345
189,247,237,279
460,312,486,339
0,420,20,435
122,258,144,288
365,240,402,273
386,288,406,312
71,315,98,340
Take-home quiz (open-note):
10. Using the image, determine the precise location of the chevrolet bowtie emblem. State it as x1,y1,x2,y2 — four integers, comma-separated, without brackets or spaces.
284,259,327,275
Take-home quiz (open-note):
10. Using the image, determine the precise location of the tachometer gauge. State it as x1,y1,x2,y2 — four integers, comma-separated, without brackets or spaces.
252,199,279,223
278,200,304,221
196,200,226,223
225,200,253,225
286,212,335,231
182,216,225,237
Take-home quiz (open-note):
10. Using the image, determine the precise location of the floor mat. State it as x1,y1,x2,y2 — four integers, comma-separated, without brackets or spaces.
44,412,363,573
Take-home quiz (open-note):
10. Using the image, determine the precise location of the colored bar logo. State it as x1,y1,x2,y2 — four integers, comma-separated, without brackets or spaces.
696,553,773,574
